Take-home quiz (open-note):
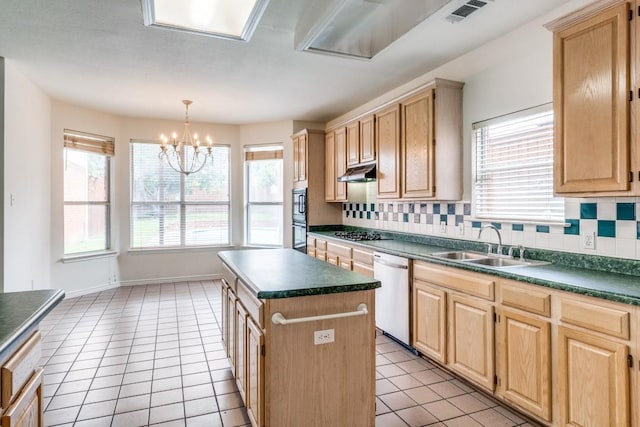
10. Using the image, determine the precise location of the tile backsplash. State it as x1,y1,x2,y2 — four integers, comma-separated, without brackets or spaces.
342,197,640,260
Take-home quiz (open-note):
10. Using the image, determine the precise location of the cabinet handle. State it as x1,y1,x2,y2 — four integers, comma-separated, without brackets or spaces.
271,303,368,325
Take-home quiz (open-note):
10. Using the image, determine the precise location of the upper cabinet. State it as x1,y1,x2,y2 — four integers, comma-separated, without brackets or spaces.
546,0,632,195
376,79,463,200
347,115,376,166
325,127,347,202
292,130,308,186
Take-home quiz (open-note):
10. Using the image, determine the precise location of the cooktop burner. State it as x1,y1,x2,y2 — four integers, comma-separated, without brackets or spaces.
334,231,383,241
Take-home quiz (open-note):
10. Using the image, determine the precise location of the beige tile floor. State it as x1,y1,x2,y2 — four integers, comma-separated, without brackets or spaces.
38,281,540,427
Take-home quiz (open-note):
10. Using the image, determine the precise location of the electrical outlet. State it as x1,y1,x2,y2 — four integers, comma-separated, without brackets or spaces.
440,221,447,233
314,329,335,345
582,232,596,250
457,223,464,235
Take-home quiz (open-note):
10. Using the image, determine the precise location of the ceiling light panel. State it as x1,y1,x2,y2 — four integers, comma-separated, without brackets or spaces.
141,0,270,41
295,0,453,60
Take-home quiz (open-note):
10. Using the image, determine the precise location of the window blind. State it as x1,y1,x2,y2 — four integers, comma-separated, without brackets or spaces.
64,129,115,156
472,105,564,222
130,141,230,248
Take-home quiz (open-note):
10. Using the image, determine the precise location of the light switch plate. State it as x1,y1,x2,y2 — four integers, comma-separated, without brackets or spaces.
582,232,596,250
440,221,447,233
457,223,464,235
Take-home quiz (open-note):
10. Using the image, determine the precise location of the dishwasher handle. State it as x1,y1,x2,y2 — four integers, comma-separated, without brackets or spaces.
373,255,408,270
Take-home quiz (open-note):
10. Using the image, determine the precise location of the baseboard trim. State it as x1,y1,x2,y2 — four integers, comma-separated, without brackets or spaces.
119,274,223,287
64,282,120,299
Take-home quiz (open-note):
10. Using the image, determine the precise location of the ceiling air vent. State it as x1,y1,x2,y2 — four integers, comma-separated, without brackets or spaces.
446,0,491,23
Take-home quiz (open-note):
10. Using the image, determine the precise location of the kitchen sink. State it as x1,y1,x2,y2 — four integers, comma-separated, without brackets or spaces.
431,251,488,260
430,250,549,269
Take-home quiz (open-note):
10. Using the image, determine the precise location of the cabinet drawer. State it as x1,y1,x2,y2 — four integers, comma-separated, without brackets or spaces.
413,261,494,301
327,255,339,266
1,368,42,427
353,262,373,278
499,280,551,317
237,280,264,329
1,332,41,408
316,251,327,262
559,297,630,339
306,236,316,248
316,239,327,251
307,248,316,258
353,248,373,266
339,260,352,270
327,242,352,260
222,263,237,293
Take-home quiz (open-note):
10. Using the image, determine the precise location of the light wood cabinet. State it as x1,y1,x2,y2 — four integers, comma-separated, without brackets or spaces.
325,128,347,202
293,132,308,184
235,303,248,403
401,89,435,199
412,281,447,364
376,104,401,199
1,368,42,427
546,1,633,195
246,317,264,427
557,326,629,426
346,115,376,166
227,288,237,376
497,308,551,421
352,247,374,278
308,235,374,277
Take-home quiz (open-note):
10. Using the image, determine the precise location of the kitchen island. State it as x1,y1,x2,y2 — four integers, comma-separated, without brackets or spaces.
218,249,380,427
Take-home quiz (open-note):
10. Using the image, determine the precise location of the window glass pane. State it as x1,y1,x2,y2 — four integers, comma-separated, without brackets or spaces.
64,205,108,254
184,146,230,202
131,204,181,248
247,205,283,246
473,106,564,222
185,205,230,245
247,159,283,203
131,143,180,202
64,150,108,202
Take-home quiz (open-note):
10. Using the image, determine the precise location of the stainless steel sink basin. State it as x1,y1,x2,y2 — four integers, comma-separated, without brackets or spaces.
431,251,488,260
464,257,550,268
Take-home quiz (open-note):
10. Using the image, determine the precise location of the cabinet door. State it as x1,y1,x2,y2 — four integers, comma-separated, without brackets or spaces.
1,369,42,427
360,114,375,163
335,127,347,201
376,105,401,199
401,89,434,198
298,132,308,182
557,326,629,427
552,3,630,193
448,293,494,391
235,303,248,403
498,309,551,421
221,283,229,354
346,121,360,166
227,290,237,376
293,136,300,182
246,318,264,427
412,281,446,364
325,132,336,202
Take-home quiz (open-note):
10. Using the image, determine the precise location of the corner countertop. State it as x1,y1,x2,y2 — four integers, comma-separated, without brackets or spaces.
309,231,640,306
218,248,380,299
0,289,65,363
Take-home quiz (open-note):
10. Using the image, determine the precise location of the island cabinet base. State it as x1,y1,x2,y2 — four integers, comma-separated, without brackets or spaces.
263,290,376,427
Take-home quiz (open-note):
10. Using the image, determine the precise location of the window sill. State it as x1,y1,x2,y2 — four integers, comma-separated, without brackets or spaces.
128,246,235,255
62,251,118,263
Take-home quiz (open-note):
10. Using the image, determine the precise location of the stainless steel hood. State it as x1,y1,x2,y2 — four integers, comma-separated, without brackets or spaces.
338,163,376,182
295,0,454,60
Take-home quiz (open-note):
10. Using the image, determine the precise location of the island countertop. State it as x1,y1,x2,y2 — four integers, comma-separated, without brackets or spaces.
218,248,380,299
0,289,65,363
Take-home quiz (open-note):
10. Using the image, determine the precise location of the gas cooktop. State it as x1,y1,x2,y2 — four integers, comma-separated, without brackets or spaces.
334,231,384,241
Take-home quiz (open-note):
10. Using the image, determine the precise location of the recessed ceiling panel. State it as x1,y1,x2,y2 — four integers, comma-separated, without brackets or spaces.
296,0,453,59
141,0,270,41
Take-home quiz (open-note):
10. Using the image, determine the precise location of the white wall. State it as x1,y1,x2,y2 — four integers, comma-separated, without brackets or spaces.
4,60,52,292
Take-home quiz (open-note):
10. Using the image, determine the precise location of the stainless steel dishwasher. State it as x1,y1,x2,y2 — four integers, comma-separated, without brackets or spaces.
373,252,410,346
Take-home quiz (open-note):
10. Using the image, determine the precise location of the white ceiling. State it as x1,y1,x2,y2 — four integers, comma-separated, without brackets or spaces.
0,0,569,124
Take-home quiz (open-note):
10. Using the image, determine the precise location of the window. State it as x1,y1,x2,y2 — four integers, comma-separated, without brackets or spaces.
245,146,283,246
472,104,564,222
130,141,230,248
63,130,114,255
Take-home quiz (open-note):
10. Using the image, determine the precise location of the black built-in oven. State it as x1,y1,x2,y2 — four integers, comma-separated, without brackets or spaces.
292,188,307,253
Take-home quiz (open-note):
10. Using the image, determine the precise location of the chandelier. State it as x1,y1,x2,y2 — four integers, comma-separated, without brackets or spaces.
159,100,213,176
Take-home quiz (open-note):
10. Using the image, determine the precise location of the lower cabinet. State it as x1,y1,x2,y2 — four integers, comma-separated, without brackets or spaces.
1,368,42,427
412,281,446,364
246,318,264,427
235,303,248,403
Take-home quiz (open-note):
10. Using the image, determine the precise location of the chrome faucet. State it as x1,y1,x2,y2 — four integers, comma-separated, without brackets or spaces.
478,225,502,255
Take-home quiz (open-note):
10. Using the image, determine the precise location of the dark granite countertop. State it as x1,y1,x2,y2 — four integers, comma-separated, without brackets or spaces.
218,248,380,299
309,230,640,306
0,289,65,363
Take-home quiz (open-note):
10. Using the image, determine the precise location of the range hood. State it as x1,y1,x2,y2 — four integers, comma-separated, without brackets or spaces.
337,163,376,182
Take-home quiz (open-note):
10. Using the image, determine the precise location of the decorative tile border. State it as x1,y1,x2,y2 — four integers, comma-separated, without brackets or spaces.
343,198,640,260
